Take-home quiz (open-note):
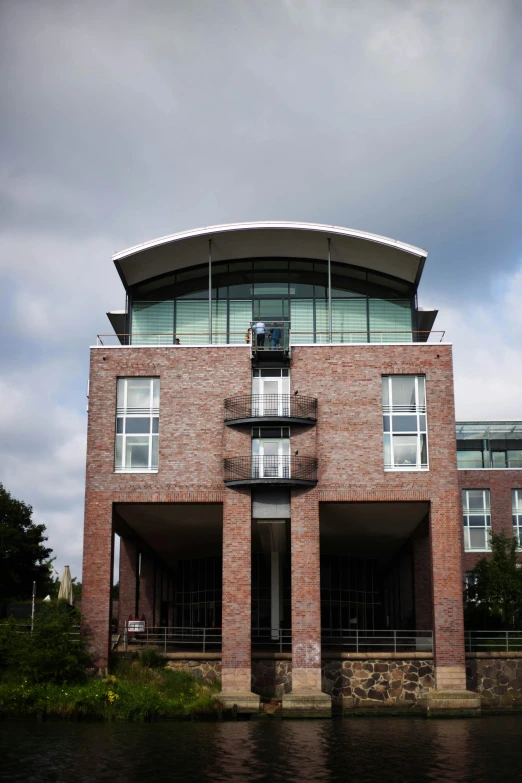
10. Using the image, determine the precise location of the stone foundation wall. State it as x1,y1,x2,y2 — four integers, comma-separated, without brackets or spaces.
322,659,435,708
466,658,522,708
165,658,222,683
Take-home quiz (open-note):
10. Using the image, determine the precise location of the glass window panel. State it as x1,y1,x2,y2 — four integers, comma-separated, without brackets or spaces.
229,300,252,344
176,300,209,345
116,418,124,434
115,434,123,467
468,515,487,527
420,434,428,466
290,300,314,344
126,379,151,409
383,416,390,433
390,377,416,408
132,300,174,345
369,299,412,343
392,435,418,466
117,379,125,406
332,299,367,343
419,415,426,432
152,417,159,434
151,435,159,469
469,529,487,549
289,283,314,296
458,451,483,469
228,283,252,298
492,451,507,468
125,417,151,434
466,490,487,510
508,451,522,468
152,379,159,408
254,282,288,295
382,378,390,407
417,377,426,408
125,437,149,468
391,415,418,432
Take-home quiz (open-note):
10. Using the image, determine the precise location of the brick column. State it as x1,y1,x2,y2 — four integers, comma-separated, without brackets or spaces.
82,493,113,669
290,488,322,693
222,487,252,693
118,536,138,633
430,493,466,690
412,530,433,631
139,554,155,626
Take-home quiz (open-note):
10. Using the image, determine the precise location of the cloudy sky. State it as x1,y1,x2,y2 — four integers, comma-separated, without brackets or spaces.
1,0,521,582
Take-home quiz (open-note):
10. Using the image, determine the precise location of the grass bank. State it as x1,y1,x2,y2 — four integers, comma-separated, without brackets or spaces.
0,658,221,721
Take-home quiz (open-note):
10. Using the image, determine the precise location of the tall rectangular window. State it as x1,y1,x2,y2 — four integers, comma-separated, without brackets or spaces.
115,378,159,472
513,490,522,548
382,376,428,470
463,490,491,552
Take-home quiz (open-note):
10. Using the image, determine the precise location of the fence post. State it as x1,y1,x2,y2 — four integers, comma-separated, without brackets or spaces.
356,628,359,654
506,630,509,653
393,629,397,654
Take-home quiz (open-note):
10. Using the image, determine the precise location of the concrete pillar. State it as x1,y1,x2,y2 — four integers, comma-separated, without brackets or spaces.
139,553,155,626
81,493,113,669
284,489,330,716
220,488,259,711
118,536,138,634
430,493,467,691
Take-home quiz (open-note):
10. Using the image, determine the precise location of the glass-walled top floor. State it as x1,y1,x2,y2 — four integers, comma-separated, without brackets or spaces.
456,422,522,469
129,258,418,345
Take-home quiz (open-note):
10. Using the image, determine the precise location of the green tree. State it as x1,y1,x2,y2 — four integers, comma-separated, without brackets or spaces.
0,483,54,600
465,531,522,629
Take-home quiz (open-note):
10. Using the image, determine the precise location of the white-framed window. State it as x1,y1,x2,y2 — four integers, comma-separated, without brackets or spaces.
115,378,159,472
463,489,491,552
252,426,290,478
513,490,522,549
382,375,428,471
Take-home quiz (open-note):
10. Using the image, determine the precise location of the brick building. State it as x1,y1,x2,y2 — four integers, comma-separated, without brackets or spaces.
81,222,521,714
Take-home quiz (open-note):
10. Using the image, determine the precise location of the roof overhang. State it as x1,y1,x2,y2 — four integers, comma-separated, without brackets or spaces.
112,222,427,290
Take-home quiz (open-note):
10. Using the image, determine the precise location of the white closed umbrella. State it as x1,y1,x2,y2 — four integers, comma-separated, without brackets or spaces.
58,565,74,605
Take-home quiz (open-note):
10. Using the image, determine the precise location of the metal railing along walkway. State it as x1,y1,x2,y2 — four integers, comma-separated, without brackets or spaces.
321,629,433,653
465,631,522,652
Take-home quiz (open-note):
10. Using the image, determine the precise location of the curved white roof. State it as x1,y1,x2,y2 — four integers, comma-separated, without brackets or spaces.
113,221,427,289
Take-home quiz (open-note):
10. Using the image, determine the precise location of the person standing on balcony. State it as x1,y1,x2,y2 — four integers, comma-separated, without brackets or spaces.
270,324,281,349
254,321,265,347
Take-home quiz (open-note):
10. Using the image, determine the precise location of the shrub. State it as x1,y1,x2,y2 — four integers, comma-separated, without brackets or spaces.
139,647,165,669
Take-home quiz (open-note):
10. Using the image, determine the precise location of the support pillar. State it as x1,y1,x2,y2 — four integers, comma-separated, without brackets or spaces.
419,494,480,714
81,493,113,670
219,488,260,713
118,536,138,634
284,489,331,717
412,525,433,632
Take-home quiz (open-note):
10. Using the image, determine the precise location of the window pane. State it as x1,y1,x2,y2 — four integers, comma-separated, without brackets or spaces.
466,490,486,510
383,434,391,466
152,379,160,408
391,377,416,408
151,435,159,469
117,379,125,407
126,379,151,409
417,376,426,407
125,417,151,434
115,434,123,467
419,415,426,432
492,451,506,468
420,434,428,466
391,415,418,432
458,450,483,469
392,435,418,466
468,515,487,527
152,417,159,434
116,418,124,434
469,529,486,549
508,451,522,468
383,416,390,432
125,436,150,468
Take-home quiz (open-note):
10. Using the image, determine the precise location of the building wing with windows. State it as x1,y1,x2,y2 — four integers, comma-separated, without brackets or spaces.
82,221,520,715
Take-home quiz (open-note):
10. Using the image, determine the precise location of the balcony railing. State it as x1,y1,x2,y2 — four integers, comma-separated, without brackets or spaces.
124,625,222,653
224,455,318,486
465,630,522,652
224,394,317,424
96,330,446,346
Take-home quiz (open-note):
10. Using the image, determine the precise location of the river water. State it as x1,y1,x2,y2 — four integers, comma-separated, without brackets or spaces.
2,717,522,783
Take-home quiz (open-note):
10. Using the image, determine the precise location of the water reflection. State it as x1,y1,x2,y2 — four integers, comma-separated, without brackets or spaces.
2,717,522,783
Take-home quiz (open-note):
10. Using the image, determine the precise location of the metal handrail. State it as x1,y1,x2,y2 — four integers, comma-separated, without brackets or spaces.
252,628,292,652
224,455,318,483
96,330,446,346
224,394,317,422
465,630,522,652
124,624,222,653
321,629,433,653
